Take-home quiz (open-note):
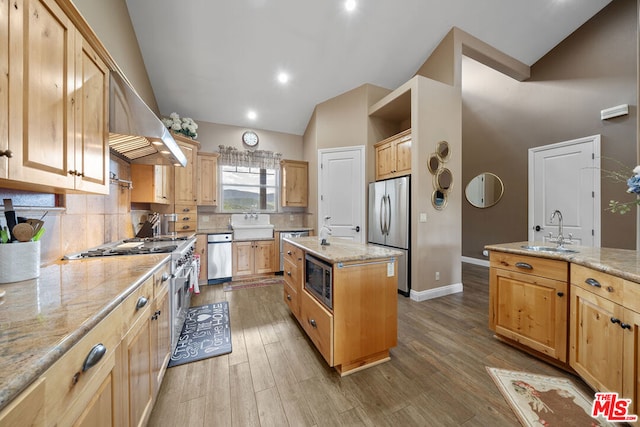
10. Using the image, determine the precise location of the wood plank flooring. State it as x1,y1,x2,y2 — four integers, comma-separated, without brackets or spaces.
147,263,594,426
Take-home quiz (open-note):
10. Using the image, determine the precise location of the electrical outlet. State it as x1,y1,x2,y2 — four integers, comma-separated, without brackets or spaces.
289,214,294,221
202,216,210,223
435,271,440,280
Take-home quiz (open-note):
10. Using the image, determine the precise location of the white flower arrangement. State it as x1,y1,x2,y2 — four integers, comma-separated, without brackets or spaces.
161,112,198,139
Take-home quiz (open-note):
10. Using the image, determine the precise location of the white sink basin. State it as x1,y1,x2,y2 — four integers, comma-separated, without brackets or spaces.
231,214,274,240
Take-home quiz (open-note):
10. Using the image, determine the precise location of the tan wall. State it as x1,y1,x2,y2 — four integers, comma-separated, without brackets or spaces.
195,121,303,160
72,0,159,114
461,0,638,258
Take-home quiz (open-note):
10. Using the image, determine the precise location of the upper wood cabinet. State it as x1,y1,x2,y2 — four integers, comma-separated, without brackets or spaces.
0,0,8,180
173,135,198,205
5,0,109,194
197,152,219,206
281,160,308,207
374,129,412,181
131,164,171,204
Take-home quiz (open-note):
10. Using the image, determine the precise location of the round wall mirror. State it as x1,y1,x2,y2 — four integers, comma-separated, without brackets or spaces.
465,172,504,208
435,168,453,192
427,154,440,174
432,190,447,210
436,141,450,161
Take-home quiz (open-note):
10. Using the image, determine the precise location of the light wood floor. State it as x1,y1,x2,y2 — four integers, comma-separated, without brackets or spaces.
148,263,593,426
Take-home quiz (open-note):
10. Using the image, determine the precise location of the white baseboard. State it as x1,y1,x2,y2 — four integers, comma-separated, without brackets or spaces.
410,282,464,302
461,256,489,267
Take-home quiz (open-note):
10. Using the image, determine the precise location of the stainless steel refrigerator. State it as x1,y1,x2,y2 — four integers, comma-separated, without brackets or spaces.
368,176,410,295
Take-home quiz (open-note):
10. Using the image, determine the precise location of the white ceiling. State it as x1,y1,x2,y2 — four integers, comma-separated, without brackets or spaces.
125,0,612,136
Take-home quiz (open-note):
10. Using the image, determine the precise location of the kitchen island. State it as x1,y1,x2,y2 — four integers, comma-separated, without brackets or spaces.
0,254,170,425
486,241,640,414
283,236,402,376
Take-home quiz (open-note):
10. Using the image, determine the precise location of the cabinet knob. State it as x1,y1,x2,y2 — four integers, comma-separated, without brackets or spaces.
287,294,292,301
557,292,564,297
287,251,292,255
162,273,169,282
621,323,632,330
309,319,317,328
287,271,292,276
611,317,621,325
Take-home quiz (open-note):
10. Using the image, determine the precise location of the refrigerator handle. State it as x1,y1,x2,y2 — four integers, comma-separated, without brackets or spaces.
387,194,391,236
379,196,385,235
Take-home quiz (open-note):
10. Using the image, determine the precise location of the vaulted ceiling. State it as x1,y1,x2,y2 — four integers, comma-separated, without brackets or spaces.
125,0,612,136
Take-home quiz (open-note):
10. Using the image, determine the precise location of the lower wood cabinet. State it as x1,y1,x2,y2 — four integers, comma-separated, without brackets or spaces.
0,261,172,426
232,240,275,277
195,234,208,284
489,252,569,362
569,264,640,414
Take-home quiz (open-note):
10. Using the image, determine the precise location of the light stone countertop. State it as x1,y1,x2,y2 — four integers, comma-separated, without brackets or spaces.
0,254,170,412
485,241,640,283
284,236,404,264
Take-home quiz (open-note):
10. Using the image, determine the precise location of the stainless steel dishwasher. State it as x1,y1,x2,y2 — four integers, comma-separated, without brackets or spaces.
207,233,232,284
279,230,309,271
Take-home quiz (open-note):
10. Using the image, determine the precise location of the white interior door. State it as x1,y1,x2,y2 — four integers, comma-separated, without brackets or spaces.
528,135,601,246
318,146,365,242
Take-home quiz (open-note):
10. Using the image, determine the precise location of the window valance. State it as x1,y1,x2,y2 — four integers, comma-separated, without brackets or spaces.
217,145,282,169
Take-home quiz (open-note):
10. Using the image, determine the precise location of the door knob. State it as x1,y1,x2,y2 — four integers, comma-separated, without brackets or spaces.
533,225,543,232
352,226,360,232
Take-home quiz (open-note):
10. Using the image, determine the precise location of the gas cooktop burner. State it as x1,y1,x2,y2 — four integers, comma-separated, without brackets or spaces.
78,245,178,258
123,236,188,243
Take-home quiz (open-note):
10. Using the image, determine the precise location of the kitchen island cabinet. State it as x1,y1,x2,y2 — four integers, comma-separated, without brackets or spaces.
284,237,402,376
0,255,172,425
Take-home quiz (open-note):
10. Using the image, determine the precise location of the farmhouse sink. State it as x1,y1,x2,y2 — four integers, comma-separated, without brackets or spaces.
521,245,578,254
231,214,274,240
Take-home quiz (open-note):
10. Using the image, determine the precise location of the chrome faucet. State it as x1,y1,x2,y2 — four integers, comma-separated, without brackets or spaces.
549,210,566,247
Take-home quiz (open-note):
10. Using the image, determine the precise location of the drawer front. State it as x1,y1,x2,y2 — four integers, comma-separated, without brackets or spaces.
283,281,298,318
43,306,122,422
490,252,568,281
122,275,154,332
283,257,300,291
154,262,171,300
283,241,303,265
300,290,333,365
571,264,623,305
175,204,197,215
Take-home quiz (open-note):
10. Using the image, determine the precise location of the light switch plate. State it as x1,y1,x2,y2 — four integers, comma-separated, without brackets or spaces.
419,213,427,223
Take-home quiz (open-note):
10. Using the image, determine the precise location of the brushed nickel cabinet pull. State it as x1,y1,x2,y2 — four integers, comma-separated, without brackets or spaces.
515,262,533,270
585,278,601,288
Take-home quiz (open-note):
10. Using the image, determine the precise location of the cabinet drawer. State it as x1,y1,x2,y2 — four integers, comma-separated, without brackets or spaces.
154,262,171,300
490,252,568,281
175,204,196,215
300,290,333,365
572,264,623,305
122,275,154,332
283,257,300,289
283,241,303,265
283,281,298,318
43,306,122,422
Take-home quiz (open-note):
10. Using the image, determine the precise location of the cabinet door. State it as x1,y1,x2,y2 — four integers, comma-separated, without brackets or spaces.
394,134,412,175
174,140,197,204
622,308,640,415
195,234,208,283
151,286,171,397
0,378,45,427
0,0,8,179
281,160,308,207
232,241,254,277
300,289,334,365
254,240,275,274
490,267,568,361
8,0,76,189
197,153,218,206
375,141,394,181
154,166,170,203
70,372,115,427
570,285,624,393
73,36,108,194
124,306,154,427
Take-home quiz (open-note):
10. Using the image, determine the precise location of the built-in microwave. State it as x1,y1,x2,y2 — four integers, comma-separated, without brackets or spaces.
304,254,332,310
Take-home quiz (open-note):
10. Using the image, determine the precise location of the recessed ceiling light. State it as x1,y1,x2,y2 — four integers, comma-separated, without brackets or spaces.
345,0,356,12
247,110,257,120
277,72,289,84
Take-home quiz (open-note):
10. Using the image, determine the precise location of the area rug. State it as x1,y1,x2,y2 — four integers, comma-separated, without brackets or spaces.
487,367,618,426
223,277,284,292
168,302,232,368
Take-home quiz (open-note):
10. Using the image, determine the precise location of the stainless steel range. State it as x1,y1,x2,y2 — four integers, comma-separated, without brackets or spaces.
64,235,198,351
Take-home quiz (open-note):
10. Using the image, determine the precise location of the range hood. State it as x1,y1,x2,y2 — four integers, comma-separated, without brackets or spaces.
109,72,187,167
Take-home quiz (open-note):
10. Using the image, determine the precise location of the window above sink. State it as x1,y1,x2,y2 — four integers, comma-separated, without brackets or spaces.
220,165,278,212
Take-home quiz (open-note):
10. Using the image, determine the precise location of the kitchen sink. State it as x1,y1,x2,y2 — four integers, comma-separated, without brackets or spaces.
231,214,274,240
521,245,578,254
